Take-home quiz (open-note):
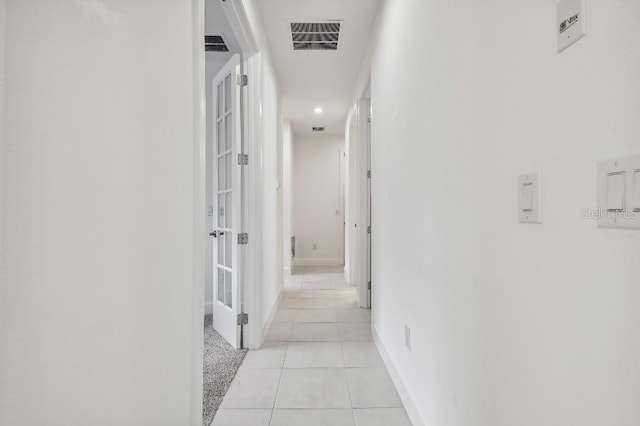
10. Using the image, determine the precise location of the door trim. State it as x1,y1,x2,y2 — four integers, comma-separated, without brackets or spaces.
191,1,205,424
356,96,372,309
191,0,259,423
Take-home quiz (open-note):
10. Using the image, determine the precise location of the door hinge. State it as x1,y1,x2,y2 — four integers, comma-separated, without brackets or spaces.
367,115,371,123
237,313,248,326
237,74,248,86
367,226,371,234
367,170,371,178
238,233,249,244
368,281,372,290
238,153,249,165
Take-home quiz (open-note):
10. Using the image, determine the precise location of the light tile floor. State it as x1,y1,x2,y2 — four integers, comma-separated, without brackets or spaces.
214,268,412,426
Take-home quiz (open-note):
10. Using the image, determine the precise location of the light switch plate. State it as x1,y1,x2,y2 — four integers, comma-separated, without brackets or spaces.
518,171,542,224
557,0,586,52
597,155,640,230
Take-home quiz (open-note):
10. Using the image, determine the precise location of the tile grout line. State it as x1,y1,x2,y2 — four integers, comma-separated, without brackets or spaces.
267,341,288,426
340,338,358,425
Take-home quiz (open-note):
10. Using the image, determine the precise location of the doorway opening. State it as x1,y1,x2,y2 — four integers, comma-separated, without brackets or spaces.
353,93,372,310
202,0,255,423
289,132,347,280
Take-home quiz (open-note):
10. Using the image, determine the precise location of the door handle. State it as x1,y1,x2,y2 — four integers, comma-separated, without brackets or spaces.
209,231,217,238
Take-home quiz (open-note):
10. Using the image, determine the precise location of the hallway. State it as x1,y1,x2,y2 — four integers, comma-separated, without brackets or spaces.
213,268,411,426
3,1,640,425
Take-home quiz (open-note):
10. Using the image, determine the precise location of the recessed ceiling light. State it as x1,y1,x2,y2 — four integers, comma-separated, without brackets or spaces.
314,107,323,114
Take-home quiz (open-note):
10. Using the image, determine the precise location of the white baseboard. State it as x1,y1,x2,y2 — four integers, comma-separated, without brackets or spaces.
260,291,283,347
283,267,292,280
293,258,342,266
343,266,350,284
372,325,425,426
204,302,213,315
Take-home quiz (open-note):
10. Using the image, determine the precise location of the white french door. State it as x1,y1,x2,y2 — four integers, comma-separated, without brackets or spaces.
212,55,242,349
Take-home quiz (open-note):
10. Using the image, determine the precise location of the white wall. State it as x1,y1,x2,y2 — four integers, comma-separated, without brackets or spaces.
361,1,640,425
261,53,284,329
0,1,202,424
0,0,5,293
282,121,294,279
294,134,345,265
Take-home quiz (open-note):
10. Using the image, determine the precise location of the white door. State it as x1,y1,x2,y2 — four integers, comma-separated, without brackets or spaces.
340,148,346,264
366,101,372,308
212,55,242,348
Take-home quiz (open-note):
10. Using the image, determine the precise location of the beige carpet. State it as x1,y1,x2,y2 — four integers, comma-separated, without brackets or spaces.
203,315,247,426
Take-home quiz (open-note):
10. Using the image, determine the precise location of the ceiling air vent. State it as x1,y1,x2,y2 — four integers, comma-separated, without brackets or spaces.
205,35,229,52
312,127,326,132
291,21,342,51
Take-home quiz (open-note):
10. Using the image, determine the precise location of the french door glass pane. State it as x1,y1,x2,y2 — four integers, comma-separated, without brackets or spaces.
225,115,233,152
225,231,232,268
217,268,224,303
217,119,225,155
218,233,225,266
225,271,232,308
217,194,225,227
225,192,232,228
217,82,223,119
224,75,232,113
218,157,225,191
225,154,232,190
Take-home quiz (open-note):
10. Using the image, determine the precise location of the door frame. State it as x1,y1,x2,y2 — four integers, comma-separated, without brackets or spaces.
356,90,372,309
206,1,263,351
191,0,260,423
340,147,346,265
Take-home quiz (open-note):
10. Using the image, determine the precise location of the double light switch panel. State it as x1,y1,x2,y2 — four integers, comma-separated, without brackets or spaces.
597,155,640,230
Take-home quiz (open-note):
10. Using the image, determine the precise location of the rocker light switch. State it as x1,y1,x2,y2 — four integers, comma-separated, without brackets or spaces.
518,172,541,224
605,172,625,212
521,183,533,211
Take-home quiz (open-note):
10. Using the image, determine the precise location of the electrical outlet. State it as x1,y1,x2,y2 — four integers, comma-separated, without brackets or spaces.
404,325,411,351
312,243,317,250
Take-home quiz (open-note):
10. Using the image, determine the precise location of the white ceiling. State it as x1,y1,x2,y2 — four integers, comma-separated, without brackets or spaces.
205,0,240,54
257,0,381,135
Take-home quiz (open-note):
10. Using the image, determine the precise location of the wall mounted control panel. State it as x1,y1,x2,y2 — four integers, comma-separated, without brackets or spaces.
518,171,542,224
557,0,586,52
597,155,640,230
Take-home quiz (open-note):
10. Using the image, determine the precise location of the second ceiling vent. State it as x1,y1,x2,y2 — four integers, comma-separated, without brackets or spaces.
291,21,342,51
